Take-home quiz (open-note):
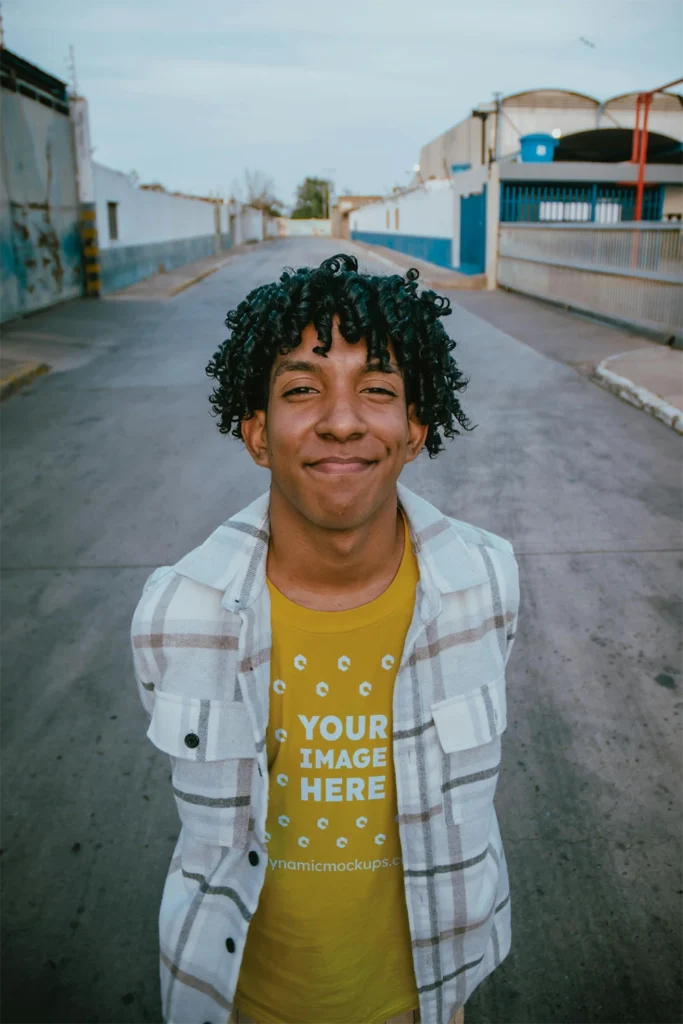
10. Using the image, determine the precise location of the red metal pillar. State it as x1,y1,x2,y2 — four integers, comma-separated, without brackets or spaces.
634,93,652,221
630,94,642,162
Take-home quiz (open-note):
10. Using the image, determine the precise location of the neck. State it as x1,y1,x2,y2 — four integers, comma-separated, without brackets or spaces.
266,484,405,611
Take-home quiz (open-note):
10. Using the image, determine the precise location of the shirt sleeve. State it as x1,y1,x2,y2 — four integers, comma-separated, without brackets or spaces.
130,567,171,720
503,552,520,670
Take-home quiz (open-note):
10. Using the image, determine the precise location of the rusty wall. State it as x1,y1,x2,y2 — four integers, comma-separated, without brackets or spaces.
0,87,82,323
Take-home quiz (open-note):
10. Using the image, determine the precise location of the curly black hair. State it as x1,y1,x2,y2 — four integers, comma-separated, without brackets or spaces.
205,253,476,457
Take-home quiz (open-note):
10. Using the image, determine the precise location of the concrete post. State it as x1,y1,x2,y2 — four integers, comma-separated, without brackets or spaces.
70,97,101,297
70,97,95,204
485,161,501,290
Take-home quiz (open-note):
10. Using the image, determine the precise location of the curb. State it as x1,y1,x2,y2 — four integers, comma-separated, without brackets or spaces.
0,361,50,402
592,360,683,435
350,242,486,291
169,257,232,297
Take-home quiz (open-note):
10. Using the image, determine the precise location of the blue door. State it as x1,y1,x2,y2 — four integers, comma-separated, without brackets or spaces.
459,187,487,275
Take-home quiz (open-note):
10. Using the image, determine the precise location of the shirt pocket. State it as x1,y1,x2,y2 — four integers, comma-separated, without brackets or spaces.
147,690,257,849
430,673,507,827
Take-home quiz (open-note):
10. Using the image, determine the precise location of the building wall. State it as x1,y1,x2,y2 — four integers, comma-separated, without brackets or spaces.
331,197,381,239
241,206,264,242
497,98,598,159
419,118,492,179
92,163,229,292
277,218,332,237
0,86,82,322
420,105,600,178
350,181,456,268
417,90,683,181
94,164,218,249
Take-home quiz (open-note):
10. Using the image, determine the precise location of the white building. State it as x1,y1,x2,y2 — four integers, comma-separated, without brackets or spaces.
350,87,683,281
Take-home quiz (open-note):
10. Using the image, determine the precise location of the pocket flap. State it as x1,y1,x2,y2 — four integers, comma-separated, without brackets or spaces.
430,674,507,754
147,690,256,761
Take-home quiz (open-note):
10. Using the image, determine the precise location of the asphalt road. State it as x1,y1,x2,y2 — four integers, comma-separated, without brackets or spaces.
1,238,681,1024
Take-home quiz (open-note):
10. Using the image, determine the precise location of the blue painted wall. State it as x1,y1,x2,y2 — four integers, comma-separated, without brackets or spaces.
350,231,452,269
100,234,227,293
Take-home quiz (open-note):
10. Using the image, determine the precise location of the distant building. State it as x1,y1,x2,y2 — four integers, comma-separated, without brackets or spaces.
331,195,383,239
416,88,683,180
350,85,682,283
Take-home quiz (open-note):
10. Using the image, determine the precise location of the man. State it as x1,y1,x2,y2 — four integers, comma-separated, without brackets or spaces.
131,253,520,1024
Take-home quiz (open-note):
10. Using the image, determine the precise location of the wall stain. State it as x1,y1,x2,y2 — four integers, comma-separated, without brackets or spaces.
654,673,677,690
2,100,81,321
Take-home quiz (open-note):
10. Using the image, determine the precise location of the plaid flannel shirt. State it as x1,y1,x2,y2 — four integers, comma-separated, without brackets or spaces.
131,482,520,1024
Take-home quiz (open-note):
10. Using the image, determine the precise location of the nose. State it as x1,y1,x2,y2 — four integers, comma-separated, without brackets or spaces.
314,390,367,442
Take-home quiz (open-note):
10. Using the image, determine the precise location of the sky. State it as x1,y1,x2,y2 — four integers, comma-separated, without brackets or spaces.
4,0,682,211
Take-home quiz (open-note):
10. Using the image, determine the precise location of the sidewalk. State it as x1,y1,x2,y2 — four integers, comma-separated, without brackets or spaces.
592,346,683,434
454,288,683,435
106,249,235,301
350,240,486,290
0,240,277,399
105,239,280,301
0,356,49,401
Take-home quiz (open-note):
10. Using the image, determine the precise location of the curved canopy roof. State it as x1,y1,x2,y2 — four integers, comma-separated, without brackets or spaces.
500,88,683,112
554,127,683,163
503,88,598,109
604,91,683,111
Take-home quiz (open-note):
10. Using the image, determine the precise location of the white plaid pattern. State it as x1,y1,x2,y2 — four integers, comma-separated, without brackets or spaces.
131,483,520,1024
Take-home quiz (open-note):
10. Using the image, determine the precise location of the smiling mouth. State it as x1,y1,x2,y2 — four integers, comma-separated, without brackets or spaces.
307,459,377,475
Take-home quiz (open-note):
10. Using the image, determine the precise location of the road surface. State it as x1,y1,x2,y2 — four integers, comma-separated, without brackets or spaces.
1,238,681,1024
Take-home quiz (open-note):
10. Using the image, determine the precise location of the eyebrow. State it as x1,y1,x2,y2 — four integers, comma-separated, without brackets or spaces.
272,358,402,382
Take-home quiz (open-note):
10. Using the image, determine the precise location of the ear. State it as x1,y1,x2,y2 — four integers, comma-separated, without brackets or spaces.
241,409,270,468
405,402,428,463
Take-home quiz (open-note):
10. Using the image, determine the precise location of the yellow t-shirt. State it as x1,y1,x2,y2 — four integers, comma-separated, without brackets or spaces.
236,510,420,1024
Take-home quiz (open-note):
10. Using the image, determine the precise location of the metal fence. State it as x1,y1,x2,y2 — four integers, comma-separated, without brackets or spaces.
500,183,663,223
497,223,683,337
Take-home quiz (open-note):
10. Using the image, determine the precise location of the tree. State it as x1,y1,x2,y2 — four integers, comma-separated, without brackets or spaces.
237,168,284,217
291,176,333,219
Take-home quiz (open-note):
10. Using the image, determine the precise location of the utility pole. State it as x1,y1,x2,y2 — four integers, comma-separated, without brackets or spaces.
67,44,79,96
322,168,334,220
493,91,502,162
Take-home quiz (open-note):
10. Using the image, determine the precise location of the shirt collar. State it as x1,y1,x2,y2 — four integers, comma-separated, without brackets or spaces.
171,482,488,616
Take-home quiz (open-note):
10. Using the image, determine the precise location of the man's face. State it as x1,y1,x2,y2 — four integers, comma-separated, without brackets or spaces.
242,317,427,529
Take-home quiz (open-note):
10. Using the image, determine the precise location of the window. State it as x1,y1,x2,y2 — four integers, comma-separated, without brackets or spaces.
107,202,119,241
386,209,390,229
395,208,399,230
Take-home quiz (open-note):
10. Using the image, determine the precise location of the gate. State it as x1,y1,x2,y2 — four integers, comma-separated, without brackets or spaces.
459,186,487,274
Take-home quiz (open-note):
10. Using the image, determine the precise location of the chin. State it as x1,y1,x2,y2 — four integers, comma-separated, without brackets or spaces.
307,485,384,528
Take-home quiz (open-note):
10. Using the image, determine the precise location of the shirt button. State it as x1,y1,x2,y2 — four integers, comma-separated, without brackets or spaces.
225,937,236,953
184,733,200,749
248,851,259,866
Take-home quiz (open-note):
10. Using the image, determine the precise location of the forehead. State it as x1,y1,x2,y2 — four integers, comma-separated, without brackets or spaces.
272,321,397,369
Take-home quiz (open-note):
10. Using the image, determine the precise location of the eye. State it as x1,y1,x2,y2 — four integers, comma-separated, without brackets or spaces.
282,386,316,397
363,387,396,396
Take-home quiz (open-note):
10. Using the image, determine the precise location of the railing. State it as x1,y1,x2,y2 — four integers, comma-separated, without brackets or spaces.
497,223,683,337
500,183,663,223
